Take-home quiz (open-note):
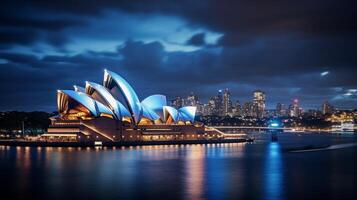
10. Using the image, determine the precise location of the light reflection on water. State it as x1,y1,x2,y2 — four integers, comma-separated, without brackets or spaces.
0,133,356,200
265,142,283,200
184,145,205,200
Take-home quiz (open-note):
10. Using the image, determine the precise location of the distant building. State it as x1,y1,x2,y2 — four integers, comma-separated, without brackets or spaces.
242,102,253,117
207,90,224,116
289,99,301,117
186,92,199,107
217,90,223,115
252,90,266,118
196,103,204,116
232,100,242,116
276,103,282,116
201,103,211,116
322,101,334,115
276,103,286,117
223,88,232,116
304,109,322,117
170,96,184,109
207,97,217,115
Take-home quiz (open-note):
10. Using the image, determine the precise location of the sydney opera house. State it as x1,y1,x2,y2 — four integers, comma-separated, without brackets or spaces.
43,70,221,142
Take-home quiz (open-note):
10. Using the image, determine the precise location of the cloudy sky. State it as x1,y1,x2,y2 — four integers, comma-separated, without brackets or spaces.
0,0,356,111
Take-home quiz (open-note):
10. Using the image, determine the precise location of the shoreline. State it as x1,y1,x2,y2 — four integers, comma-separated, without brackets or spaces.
0,138,252,147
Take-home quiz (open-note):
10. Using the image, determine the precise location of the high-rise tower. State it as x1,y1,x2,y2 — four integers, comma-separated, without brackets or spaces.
252,90,266,118
223,88,232,116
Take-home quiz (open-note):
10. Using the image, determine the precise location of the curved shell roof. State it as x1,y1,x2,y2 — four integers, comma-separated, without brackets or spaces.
103,70,142,124
73,85,85,93
178,106,197,122
163,106,179,122
85,81,121,120
58,90,116,118
96,101,115,116
58,90,98,116
142,106,160,120
117,100,131,118
57,70,196,124
141,94,166,120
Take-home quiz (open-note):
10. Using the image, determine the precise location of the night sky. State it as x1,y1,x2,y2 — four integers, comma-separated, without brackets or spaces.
0,0,356,111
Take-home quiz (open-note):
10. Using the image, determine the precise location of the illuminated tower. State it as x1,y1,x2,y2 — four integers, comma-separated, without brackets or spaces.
171,96,183,109
242,102,253,117
252,90,266,118
276,103,286,116
216,90,223,116
233,100,242,116
223,88,232,116
187,92,199,106
289,99,300,117
322,101,333,115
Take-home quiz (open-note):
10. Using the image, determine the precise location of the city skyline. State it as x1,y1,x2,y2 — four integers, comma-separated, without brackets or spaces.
169,89,344,113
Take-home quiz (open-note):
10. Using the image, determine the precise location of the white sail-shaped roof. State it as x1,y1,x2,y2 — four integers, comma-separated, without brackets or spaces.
178,106,197,122
73,85,85,93
58,90,117,118
163,106,179,122
103,70,142,124
85,81,121,120
57,90,98,116
57,70,197,124
141,94,166,120
117,100,131,118
96,101,115,116
142,106,160,120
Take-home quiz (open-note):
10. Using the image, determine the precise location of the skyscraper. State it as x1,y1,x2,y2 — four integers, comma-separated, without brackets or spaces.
252,90,266,118
233,100,242,116
242,102,253,117
276,103,286,116
322,101,333,115
187,92,199,106
289,99,301,117
276,103,282,116
217,89,223,115
223,88,232,116
171,96,184,109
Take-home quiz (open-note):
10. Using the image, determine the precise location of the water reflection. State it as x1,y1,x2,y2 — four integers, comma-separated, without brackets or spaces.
264,142,283,200
184,145,205,200
1,133,357,200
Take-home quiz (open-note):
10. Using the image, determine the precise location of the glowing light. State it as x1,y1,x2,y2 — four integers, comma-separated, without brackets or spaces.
270,123,279,127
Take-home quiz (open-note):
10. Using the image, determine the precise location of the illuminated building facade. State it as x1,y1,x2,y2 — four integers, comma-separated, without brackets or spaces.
252,90,266,118
322,101,334,115
43,70,215,142
289,99,301,117
223,88,232,116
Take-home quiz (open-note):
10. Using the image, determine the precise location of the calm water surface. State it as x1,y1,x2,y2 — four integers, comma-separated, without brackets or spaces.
0,133,356,200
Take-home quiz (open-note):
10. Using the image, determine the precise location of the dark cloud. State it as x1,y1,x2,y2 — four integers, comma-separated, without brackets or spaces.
0,14,83,31
0,0,356,110
119,40,164,70
186,33,206,46
0,30,38,48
